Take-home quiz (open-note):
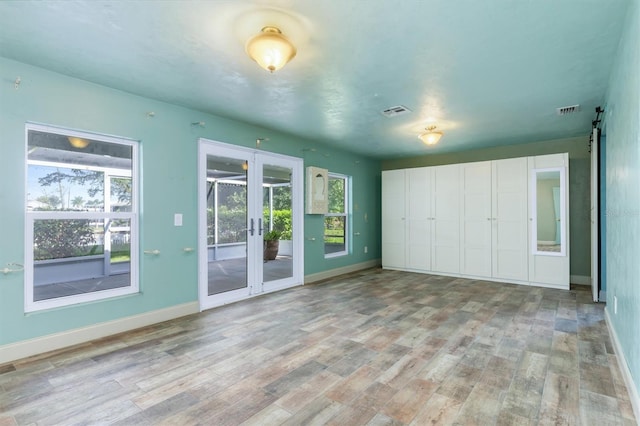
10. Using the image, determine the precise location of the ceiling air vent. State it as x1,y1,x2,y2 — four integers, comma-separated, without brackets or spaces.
556,104,581,116
381,105,412,118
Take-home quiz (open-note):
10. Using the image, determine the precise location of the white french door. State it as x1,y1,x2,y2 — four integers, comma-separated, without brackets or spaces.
198,139,303,311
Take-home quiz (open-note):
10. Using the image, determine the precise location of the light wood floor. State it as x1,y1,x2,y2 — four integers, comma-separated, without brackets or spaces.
1,269,636,425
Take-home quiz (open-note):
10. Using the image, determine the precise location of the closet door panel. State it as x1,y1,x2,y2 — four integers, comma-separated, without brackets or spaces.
460,162,492,277
528,154,570,288
382,170,406,269
432,165,460,273
406,168,432,270
492,158,528,281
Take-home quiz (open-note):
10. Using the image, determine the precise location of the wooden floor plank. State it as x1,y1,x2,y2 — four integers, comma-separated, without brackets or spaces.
0,269,634,425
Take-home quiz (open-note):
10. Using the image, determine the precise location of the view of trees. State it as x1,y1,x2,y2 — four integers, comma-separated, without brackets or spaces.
206,178,346,247
325,177,346,245
31,166,132,211
30,166,132,260
33,219,98,260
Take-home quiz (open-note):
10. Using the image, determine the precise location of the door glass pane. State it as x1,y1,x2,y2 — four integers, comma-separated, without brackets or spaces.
206,155,248,295
263,164,293,283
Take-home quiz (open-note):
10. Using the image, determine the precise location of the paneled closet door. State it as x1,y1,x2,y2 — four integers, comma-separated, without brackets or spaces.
406,168,432,271
381,169,406,269
460,161,492,277
432,164,460,274
528,153,570,289
492,158,528,281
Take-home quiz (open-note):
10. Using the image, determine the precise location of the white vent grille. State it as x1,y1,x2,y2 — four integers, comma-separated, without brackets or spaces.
381,105,411,117
556,104,581,115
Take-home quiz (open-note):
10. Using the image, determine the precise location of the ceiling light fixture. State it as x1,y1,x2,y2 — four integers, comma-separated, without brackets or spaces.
68,136,89,149
245,26,297,73
418,126,443,146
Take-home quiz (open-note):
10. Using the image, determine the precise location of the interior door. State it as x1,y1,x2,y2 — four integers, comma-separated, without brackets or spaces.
198,140,303,310
460,161,492,277
432,164,460,274
590,127,600,302
492,157,528,281
381,170,406,269
406,167,432,271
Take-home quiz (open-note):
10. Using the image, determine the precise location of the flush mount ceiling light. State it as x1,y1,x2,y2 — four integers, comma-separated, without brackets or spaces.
418,126,443,146
245,26,297,73
67,136,89,149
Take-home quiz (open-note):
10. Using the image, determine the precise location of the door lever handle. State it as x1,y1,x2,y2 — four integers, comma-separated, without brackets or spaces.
249,218,255,236
258,218,263,236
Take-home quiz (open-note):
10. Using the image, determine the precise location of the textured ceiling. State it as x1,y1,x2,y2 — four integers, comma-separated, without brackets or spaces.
0,0,630,159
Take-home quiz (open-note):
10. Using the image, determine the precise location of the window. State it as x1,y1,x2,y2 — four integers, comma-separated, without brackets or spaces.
324,173,350,257
25,124,138,312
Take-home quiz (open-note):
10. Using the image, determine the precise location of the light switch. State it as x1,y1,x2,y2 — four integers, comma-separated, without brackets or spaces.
174,213,183,226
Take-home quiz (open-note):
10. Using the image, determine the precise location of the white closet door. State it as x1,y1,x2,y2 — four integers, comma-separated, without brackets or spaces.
432,164,460,274
406,167,432,271
382,170,406,269
528,153,570,289
460,162,492,277
492,158,528,281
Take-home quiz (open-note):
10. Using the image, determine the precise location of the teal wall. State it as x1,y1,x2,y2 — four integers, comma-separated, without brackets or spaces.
0,57,381,346
603,0,640,397
382,136,592,277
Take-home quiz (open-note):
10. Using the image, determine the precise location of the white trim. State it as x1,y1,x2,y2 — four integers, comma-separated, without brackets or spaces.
570,275,591,286
383,267,570,290
324,173,350,259
0,302,199,365
25,124,139,313
605,307,640,423
305,259,381,284
197,138,304,311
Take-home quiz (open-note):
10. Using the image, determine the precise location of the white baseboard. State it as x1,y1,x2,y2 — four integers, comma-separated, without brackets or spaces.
570,275,591,285
0,302,199,365
305,259,381,284
605,307,640,422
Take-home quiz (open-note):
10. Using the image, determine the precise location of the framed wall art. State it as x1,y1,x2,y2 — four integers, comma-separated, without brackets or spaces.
305,166,328,214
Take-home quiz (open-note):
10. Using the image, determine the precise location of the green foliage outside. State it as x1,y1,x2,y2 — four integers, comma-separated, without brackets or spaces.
33,220,98,260
324,217,346,244
325,176,347,244
110,249,130,263
328,177,345,213
264,209,292,239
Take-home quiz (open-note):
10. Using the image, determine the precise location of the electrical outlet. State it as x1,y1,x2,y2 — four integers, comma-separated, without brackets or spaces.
614,296,618,314
364,246,368,254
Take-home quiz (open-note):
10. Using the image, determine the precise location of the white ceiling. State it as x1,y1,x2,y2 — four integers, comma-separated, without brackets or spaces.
0,0,631,159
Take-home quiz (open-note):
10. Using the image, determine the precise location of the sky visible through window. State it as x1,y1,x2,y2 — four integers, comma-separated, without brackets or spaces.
27,164,104,209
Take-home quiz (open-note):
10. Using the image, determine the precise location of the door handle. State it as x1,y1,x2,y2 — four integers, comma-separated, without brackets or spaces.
258,218,263,236
249,218,255,236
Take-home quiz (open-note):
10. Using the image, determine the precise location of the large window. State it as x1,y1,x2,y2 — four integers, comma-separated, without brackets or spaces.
25,124,138,312
324,173,350,257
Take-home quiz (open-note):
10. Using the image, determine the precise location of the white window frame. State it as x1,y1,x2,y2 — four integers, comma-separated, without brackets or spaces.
24,123,139,312
324,173,350,258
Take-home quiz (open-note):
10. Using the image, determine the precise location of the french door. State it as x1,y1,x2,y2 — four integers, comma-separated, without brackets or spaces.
198,139,303,310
